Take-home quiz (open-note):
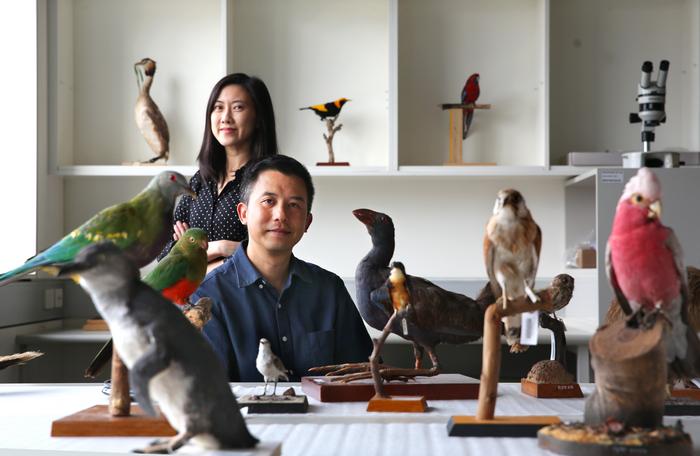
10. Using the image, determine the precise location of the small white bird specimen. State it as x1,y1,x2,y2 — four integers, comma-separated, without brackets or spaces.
256,338,289,396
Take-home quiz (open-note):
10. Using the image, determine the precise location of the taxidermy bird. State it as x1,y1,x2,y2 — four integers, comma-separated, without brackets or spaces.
461,73,480,139
299,98,350,120
84,227,209,378
256,338,289,396
0,171,194,287
58,243,258,453
484,189,542,352
353,209,486,373
134,57,170,164
606,167,700,383
0,351,43,370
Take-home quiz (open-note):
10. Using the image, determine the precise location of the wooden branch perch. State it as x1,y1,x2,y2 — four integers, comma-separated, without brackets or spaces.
109,349,131,417
476,276,573,420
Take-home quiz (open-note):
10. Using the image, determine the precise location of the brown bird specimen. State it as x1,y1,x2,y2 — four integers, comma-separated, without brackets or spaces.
134,58,170,164
484,189,542,353
0,351,43,370
310,209,574,383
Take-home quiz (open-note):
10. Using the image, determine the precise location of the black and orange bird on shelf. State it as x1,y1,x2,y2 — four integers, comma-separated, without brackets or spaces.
299,97,350,120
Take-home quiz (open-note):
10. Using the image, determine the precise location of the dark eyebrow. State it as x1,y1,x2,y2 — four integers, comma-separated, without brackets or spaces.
259,192,306,203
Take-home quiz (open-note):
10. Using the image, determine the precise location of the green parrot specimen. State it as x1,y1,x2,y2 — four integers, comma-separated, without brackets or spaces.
85,227,209,378
0,171,194,286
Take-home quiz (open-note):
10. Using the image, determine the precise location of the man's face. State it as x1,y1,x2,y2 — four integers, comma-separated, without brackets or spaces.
238,170,312,255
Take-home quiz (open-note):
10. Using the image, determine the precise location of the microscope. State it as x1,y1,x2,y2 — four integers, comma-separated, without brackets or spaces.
622,60,680,168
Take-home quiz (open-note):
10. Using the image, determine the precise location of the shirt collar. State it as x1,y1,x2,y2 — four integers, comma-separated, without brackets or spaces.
231,241,313,288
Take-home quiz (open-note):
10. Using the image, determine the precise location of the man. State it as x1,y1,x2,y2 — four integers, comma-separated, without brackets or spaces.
194,155,373,381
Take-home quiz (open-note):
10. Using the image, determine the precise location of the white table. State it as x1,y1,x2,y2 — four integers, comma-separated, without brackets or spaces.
1,383,698,455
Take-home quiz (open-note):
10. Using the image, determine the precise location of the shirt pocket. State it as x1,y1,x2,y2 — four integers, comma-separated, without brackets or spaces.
305,329,335,366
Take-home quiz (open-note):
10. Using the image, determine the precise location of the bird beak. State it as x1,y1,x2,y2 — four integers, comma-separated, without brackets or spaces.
200,240,208,250
352,208,375,225
648,200,662,219
54,261,90,283
184,186,197,200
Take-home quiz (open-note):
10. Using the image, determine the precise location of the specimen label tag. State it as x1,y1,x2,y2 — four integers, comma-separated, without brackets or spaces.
520,310,539,345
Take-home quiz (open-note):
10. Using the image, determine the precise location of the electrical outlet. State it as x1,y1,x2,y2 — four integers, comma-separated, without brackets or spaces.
54,288,63,309
44,289,55,310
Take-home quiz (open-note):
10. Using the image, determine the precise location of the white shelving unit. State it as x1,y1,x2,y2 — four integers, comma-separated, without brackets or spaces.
565,167,700,324
38,0,700,328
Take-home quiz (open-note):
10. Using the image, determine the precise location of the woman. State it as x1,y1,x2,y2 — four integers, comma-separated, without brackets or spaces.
158,73,278,272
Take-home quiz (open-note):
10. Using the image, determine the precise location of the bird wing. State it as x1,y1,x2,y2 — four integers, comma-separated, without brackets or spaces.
136,105,169,153
665,228,690,322
406,275,483,338
142,251,188,293
605,240,633,315
271,354,289,377
369,285,395,318
528,223,542,285
483,233,499,296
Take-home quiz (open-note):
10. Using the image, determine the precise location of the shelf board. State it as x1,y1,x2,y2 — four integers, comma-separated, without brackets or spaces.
396,165,592,178
53,165,594,178
55,165,198,177
565,168,598,187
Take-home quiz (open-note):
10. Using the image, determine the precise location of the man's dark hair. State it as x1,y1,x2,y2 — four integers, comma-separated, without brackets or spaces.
240,155,315,211
197,73,278,183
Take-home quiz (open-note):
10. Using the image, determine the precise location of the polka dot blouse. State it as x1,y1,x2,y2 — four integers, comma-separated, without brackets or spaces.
158,168,247,261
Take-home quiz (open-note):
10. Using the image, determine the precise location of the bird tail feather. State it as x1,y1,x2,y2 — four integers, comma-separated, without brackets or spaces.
0,254,55,286
85,339,113,378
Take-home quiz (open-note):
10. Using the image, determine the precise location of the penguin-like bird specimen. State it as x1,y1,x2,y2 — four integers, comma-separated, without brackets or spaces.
0,171,194,287
256,338,289,396
606,167,700,384
299,97,350,120
311,209,489,381
84,228,209,378
484,189,542,353
58,243,258,453
134,58,170,164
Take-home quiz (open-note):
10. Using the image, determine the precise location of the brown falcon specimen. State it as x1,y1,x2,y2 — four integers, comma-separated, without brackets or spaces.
484,188,542,353
134,58,170,164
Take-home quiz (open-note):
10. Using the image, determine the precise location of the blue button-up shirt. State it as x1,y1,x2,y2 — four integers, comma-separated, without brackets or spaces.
193,243,373,382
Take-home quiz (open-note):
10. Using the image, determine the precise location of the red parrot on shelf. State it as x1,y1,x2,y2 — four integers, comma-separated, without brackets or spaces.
607,167,700,383
461,73,480,139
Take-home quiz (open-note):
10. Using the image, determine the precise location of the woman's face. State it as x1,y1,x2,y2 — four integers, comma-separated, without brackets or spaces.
210,84,257,150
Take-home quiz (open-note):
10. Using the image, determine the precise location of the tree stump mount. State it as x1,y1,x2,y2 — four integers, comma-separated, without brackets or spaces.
316,117,349,166
585,319,667,428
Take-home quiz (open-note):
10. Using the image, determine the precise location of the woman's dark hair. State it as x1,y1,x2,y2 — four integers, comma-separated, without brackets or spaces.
240,155,315,212
197,73,278,183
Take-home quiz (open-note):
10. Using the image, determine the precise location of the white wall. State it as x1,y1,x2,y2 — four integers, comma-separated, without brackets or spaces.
55,0,222,166
62,175,567,279
0,0,37,272
229,0,390,168
398,0,546,166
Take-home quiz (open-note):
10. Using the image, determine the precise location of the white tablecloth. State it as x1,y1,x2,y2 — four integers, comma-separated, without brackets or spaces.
0,383,698,455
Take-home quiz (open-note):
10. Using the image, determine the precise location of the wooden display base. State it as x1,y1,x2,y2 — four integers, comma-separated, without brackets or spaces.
82,318,109,331
301,374,479,402
671,388,700,400
447,415,560,437
366,394,427,413
316,162,350,166
665,396,700,416
521,379,584,398
538,422,692,456
237,394,308,414
51,404,175,437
